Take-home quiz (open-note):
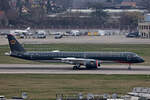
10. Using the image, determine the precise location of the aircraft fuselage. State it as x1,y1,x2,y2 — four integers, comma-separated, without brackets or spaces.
11,51,144,64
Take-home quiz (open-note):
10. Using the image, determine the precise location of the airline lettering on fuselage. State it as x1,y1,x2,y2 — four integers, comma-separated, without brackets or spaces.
10,40,16,45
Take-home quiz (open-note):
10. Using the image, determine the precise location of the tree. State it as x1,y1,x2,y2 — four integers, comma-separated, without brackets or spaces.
88,3,104,10
119,12,142,31
55,0,73,9
25,0,30,8
46,0,51,13
16,0,23,16
30,7,45,24
88,3,109,24
89,3,108,17
0,0,10,11
0,0,10,27
106,0,112,3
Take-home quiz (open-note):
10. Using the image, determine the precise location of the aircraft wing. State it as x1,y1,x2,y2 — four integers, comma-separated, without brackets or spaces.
58,57,96,65
58,57,116,65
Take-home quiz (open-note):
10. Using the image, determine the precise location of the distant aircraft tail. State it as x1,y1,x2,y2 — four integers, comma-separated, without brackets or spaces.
25,27,30,31
7,34,26,52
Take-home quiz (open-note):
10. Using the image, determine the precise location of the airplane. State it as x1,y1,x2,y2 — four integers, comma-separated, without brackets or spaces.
6,34,144,70
10,27,32,36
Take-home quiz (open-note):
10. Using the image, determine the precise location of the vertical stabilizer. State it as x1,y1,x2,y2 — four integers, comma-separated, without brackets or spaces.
7,34,25,52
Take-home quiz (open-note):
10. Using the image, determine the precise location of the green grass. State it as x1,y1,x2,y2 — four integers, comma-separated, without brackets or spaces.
0,44,150,65
0,74,150,100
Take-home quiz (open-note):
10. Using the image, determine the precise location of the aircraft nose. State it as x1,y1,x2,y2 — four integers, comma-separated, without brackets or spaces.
139,57,144,63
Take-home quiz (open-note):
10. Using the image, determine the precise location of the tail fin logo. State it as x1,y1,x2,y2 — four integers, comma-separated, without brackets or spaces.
10,40,16,44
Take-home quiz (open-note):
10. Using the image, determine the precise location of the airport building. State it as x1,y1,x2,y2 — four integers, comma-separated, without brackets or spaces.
138,14,150,38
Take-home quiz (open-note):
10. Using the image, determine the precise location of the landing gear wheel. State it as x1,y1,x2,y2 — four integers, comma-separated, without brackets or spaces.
73,66,78,70
128,66,131,70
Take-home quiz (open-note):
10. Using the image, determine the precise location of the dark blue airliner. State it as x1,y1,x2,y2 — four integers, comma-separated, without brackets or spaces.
6,34,144,70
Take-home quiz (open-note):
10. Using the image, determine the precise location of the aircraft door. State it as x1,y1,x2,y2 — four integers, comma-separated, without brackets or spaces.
30,53,34,59
127,54,132,61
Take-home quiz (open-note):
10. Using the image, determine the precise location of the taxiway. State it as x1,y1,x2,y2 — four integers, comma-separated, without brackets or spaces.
1,36,150,45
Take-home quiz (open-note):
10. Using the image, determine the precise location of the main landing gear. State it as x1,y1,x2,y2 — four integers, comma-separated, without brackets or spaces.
73,64,80,70
128,63,131,70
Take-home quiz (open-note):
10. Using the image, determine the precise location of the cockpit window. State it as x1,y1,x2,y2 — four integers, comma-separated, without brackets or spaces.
133,54,139,57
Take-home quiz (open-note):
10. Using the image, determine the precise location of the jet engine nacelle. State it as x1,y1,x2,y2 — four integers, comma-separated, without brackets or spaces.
84,60,100,69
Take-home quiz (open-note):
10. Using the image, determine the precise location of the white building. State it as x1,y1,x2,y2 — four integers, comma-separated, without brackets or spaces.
138,14,150,38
